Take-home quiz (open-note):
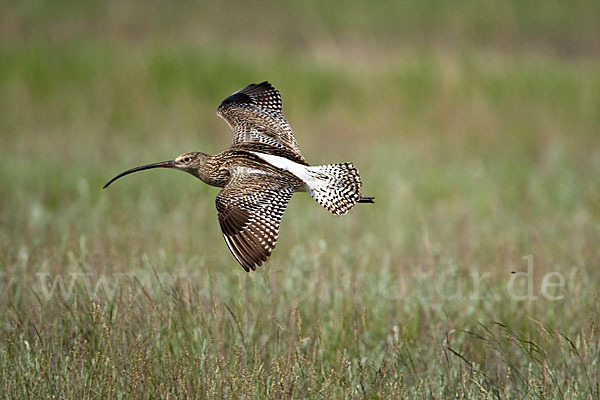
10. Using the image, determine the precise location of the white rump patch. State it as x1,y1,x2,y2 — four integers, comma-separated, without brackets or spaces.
250,151,362,215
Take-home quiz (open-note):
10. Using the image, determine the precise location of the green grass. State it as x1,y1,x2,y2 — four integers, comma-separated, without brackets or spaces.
1,0,600,398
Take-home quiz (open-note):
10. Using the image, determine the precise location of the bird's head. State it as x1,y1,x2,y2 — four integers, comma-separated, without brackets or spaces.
103,151,207,189
173,151,206,171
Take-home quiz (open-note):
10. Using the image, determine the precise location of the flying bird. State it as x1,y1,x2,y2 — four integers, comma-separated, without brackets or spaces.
104,82,374,271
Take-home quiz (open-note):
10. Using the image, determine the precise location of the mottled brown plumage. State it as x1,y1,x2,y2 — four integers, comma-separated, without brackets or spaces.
104,82,373,271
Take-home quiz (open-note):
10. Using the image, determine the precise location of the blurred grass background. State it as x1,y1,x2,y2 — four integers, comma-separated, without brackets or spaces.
1,0,599,397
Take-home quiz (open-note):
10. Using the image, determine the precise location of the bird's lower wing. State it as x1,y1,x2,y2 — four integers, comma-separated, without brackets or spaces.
215,169,299,271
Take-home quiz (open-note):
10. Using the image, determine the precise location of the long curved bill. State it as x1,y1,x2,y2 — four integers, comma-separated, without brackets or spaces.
103,160,175,189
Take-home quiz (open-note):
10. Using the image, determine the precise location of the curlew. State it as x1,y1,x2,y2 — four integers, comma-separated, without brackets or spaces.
104,82,374,271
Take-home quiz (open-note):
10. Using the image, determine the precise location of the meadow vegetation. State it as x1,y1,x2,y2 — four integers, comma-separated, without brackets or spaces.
1,0,599,398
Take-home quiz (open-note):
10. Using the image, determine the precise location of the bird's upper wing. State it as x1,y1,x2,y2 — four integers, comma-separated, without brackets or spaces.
215,167,299,271
216,81,305,163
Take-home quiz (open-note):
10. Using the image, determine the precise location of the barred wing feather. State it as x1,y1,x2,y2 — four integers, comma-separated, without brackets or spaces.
215,169,299,271
217,81,305,163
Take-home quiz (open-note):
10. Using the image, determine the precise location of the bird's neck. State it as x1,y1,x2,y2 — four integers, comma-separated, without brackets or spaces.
190,154,229,188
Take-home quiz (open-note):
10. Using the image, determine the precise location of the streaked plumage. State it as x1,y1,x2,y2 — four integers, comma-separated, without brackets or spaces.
218,82,305,163
104,82,374,271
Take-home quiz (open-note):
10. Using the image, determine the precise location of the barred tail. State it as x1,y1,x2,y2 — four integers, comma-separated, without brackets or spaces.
304,163,373,215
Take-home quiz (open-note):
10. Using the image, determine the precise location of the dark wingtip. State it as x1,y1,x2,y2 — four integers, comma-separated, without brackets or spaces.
220,92,252,107
218,81,277,109
358,196,375,204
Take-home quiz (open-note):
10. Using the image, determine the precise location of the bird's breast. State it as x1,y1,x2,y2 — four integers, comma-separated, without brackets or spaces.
193,166,230,188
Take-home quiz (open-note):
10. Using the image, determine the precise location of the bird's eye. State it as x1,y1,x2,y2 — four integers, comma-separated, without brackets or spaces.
182,157,191,163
